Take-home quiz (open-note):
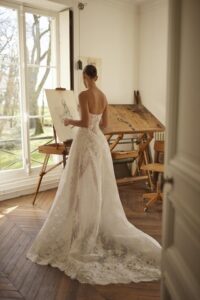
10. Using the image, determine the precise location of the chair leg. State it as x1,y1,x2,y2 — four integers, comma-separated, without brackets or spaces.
143,150,154,191
143,176,163,211
144,194,159,212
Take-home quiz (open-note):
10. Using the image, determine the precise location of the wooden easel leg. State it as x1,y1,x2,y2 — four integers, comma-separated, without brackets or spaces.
32,154,50,205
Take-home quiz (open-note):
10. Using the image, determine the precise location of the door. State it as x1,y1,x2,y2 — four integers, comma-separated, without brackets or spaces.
161,0,200,300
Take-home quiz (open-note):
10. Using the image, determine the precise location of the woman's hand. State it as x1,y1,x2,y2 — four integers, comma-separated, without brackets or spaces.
63,118,71,126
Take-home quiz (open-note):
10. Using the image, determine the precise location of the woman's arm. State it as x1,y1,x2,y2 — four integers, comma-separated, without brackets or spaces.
64,92,89,128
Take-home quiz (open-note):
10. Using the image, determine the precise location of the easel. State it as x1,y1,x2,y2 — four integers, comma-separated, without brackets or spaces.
32,88,73,205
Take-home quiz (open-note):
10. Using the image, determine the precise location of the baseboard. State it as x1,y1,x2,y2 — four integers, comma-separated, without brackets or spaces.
0,169,62,201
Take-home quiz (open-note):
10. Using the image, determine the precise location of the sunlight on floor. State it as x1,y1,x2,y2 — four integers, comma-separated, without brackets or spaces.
1,205,18,218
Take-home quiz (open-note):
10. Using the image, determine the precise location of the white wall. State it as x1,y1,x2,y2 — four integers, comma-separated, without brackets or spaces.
63,0,168,120
72,0,139,104
16,0,139,104
138,0,168,124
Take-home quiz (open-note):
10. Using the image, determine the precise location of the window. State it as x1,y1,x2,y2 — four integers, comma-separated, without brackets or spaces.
0,2,70,180
0,6,23,170
25,11,57,167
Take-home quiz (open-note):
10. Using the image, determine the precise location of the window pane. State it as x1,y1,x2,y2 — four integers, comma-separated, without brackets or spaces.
0,7,19,62
27,66,56,117
29,117,54,167
28,68,55,167
0,6,22,171
0,64,20,116
0,7,20,117
26,11,57,169
0,118,23,170
25,13,55,66
27,67,55,164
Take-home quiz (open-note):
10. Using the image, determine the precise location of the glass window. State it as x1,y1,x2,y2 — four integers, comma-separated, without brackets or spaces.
25,12,57,168
0,6,22,170
0,3,70,178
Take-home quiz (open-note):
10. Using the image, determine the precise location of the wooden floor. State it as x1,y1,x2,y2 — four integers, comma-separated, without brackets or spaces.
0,182,162,300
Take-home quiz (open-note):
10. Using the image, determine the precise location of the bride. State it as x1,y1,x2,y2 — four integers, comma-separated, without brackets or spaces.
26,64,161,285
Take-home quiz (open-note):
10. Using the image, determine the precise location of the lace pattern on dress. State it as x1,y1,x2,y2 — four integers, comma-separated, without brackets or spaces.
26,112,161,285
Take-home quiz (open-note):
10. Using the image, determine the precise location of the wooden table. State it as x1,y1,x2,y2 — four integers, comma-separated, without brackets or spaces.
103,104,165,185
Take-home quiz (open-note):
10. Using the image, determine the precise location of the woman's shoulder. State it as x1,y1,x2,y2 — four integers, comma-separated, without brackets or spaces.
79,88,107,104
94,88,107,101
79,90,87,98
79,88,105,97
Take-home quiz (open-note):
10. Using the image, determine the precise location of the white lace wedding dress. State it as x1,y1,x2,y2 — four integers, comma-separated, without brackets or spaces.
26,112,161,285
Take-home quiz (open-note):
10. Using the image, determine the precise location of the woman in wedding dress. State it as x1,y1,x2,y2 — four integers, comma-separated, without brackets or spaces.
26,65,161,285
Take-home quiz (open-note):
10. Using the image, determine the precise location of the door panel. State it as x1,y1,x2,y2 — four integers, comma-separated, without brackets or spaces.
161,0,200,299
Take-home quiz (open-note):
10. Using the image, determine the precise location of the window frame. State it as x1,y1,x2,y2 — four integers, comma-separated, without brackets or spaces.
0,0,61,181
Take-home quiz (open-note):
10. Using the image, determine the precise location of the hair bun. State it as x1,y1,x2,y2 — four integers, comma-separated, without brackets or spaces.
83,64,97,79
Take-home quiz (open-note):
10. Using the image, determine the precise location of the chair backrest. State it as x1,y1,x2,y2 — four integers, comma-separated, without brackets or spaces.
154,140,165,164
154,140,165,153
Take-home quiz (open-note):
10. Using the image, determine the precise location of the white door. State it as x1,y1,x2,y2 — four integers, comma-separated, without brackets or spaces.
161,0,200,300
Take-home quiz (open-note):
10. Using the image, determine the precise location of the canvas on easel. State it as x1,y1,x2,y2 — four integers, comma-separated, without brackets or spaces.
45,89,79,142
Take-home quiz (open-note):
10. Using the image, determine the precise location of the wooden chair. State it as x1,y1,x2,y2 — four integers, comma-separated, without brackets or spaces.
111,148,140,185
141,140,165,211
109,130,155,185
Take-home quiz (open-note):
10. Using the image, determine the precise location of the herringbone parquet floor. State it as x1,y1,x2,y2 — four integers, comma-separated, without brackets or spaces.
0,183,162,300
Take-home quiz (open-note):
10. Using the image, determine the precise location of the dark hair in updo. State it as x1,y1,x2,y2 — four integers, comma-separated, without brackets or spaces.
83,64,97,79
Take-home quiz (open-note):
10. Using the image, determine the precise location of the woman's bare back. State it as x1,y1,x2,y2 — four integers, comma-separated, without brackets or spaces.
84,88,107,115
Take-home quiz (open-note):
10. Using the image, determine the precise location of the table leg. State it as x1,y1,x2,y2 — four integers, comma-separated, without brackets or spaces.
109,134,124,151
137,132,153,169
143,150,154,191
